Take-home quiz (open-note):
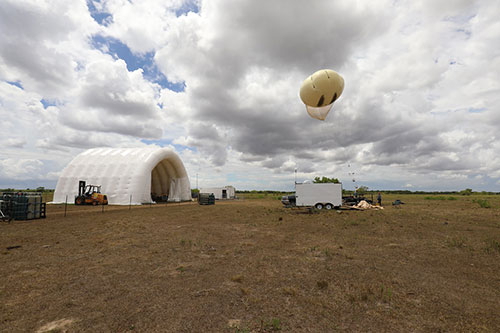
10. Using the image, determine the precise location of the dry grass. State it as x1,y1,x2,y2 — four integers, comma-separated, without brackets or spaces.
1,195,499,332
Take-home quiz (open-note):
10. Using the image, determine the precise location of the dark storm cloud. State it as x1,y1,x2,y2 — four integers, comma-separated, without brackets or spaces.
261,156,287,169
184,123,228,166
156,0,500,184
204,1,385,72
156,0,392,170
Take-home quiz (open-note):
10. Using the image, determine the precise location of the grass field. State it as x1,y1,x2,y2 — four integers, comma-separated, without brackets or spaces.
1,194,499,332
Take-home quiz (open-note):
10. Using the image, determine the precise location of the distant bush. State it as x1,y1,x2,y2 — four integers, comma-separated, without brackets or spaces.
237,191,293,200
424,196,446,200
473,199,491,208
425,196,457,201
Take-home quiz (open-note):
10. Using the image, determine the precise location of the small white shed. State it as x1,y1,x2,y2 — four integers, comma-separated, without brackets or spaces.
199,186,236,199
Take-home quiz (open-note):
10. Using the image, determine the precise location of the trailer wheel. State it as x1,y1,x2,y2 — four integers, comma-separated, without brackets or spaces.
315,203,323,210
325,203,333,210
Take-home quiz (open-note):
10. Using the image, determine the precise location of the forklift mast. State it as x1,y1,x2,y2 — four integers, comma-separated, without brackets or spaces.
78,180,86,197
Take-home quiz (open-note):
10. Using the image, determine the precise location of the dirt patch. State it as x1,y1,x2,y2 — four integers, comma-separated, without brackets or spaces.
1,196,499,331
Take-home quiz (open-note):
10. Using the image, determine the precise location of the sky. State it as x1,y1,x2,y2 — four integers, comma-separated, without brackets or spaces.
1,0,499,192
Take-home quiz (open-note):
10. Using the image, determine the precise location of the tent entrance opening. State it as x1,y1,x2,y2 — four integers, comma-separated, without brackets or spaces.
150,159,177,202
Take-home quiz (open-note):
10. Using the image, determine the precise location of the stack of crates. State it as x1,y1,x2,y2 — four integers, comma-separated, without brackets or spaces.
13,194,29,220
198,193,215,205
0,199,12,221
1,192,46,220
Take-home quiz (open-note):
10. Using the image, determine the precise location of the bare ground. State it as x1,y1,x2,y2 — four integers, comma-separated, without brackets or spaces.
1,195,499,332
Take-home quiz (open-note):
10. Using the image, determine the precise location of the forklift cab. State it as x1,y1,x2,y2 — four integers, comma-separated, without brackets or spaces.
84,185,101,197
79,181,100,197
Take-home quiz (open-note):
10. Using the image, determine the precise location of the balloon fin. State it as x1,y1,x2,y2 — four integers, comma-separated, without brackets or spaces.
306,103,333,121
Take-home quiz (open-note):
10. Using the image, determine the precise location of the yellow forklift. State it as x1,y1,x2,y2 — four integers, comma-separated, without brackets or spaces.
75,180,108,205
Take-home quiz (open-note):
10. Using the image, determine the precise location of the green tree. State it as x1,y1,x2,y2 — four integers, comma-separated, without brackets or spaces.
313,176,340,183
460,188,473,196
356,186,369,195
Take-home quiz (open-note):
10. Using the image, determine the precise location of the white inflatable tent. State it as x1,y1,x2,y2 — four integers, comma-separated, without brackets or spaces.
52,147,191,205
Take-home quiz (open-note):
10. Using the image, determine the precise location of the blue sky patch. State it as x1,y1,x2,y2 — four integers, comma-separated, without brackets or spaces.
456,28,472,38
226,173,238,183
141,139,196,152
468,107,486,113
87,0,199,24
87,0,112,26
155,75,186,92
175,0,200,17
7,81,23,89
91,34,185,92
41,98,58,109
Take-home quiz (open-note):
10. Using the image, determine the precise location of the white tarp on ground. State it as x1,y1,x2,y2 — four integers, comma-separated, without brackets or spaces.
52,147,191,205
354,200,384,210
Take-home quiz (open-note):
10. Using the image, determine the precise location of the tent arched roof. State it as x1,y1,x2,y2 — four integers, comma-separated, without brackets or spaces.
52,147,191,205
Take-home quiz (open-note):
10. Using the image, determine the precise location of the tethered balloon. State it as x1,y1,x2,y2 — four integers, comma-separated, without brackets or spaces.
300,69,344,120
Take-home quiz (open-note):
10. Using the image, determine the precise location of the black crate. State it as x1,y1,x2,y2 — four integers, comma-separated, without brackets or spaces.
199,193,215,205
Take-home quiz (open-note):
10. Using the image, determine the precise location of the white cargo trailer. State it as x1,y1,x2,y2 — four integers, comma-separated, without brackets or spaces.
294,183,342,209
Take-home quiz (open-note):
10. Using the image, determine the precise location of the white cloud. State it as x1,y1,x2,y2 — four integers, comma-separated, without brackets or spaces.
97,0,187,53
1,0,500,191
59,59,164,138
0,158,43,180
0,0,100,97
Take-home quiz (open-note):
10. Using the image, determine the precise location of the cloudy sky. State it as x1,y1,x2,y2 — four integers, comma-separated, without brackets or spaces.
1,0,499,191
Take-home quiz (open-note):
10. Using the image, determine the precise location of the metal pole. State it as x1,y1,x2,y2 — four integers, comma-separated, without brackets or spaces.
64,195,67,217
294,168,297,188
